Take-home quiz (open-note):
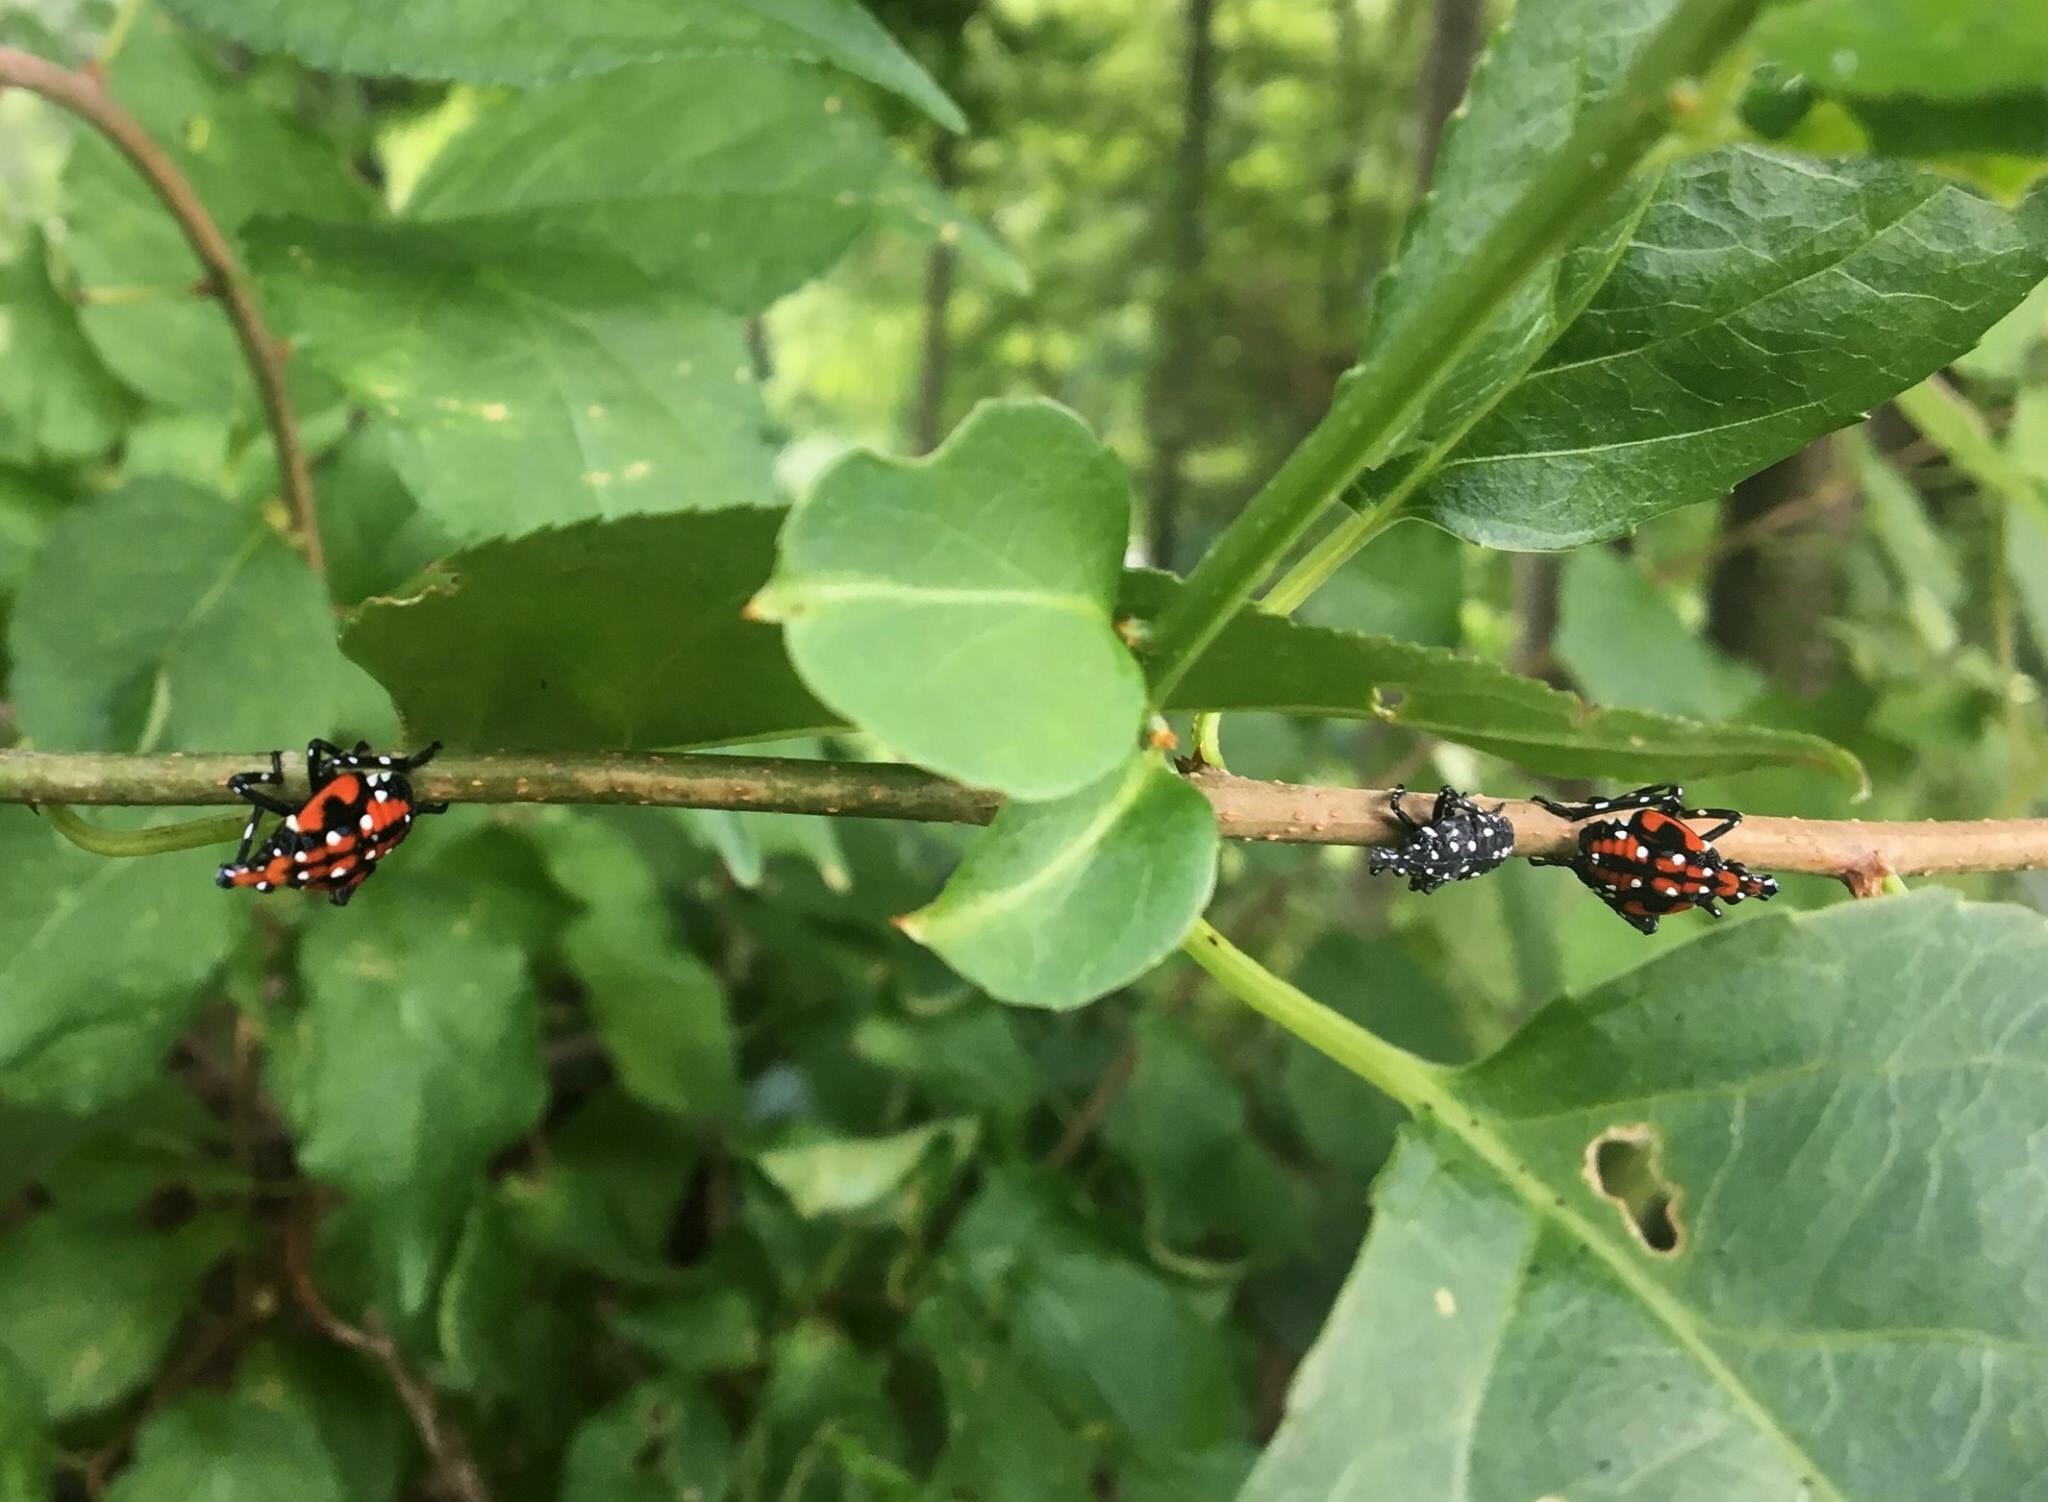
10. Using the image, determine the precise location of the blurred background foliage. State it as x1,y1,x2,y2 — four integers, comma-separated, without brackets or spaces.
1,0,2046,1497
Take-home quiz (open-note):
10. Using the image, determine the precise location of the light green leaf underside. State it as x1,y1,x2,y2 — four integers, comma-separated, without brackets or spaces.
250,219,776,545
757,399,1143,801
406,58,1011,312
1396,148,2048,549
907,754,1219,1010
160,0,965,128
1247,894,2048,1501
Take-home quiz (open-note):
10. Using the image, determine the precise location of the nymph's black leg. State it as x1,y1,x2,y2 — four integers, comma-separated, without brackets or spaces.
306,739,350,790
394,739,444,771
415,801,450,816
1386,784,1420,833
1534,784,1686,823
1686,808,1743,842
1697,896,1725,918
227,751,297,818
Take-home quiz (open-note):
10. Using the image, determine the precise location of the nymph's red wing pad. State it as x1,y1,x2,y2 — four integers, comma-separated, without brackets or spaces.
217,740,444,907
1531,784,1779,935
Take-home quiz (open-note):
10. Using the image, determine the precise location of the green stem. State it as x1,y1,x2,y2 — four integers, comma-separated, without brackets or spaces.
1140,0,1765,703
41,804,246,857
1259,492,1409,617
1181,918,1446,1111
1189,711,1227,771
1894,377,2048,531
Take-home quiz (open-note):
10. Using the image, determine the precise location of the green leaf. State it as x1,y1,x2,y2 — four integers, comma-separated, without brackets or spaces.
1012,1250,1244,1453
1246,895,2048,1500
233,1341,407,1502
755,1119,975,1218
538,816,739,1119
1754,0,2048,100
104,1394,346,1502
608,1289,761,1376
251,220,775,544
54,12,373,410
161,0,964,129
1554,549,1764,719
0,806,236,1113
1397,150,2048,548
0,233,130,462
1130,573,1868,790
561,1377,733,1502
405,59,1004,312
1360,0,1667,464
270,879,544,1208
10,478,391,752
341,508,829,749
0,1349,48,1502
754,400,1143,801
0,1210,230,1421
902,754,1218,1010
499,1091,699,1281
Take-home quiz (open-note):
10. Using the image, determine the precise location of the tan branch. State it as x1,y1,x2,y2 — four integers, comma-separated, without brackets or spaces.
5,750,2047,889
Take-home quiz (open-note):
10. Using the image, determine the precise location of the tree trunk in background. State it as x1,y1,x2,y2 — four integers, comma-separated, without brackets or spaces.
1415,0,1483,191
1708,439,1846,694
910,127,960,456
1321,0,1368,332
1144,0,1219,573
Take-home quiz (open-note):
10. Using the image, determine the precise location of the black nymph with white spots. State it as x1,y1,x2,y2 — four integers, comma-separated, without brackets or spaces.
1366,784,1516,894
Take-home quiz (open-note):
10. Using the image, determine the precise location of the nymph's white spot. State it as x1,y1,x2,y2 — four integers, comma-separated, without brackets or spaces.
294,851,309,864
375,789,389,802
1636,845,1650,861
359,814,375,832
366,850,379,861
378,756,392,766
284,815,299,832
255,881,271,892
1631,878,1644,889
295,871,311,883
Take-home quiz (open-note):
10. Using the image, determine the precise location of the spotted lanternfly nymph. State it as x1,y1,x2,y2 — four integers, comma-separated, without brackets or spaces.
216,739,448,907
1529,783,1778,934
1367,784,1516,894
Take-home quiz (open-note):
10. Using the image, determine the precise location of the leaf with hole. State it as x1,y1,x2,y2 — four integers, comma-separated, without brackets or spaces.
404,58,1013,313
161,0,963,128
251,220,776,544
902,753,1218,1009
753,400,1143,801
1246,894,2048,1500
1391,149,2048,548
10,479,392,753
